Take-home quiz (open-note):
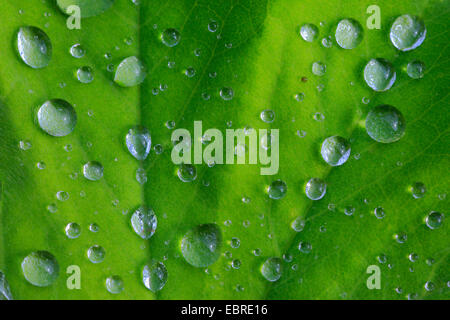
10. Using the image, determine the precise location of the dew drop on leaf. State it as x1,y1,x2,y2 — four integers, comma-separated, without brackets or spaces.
37,99,77,137
70,43,85,58
125,125,151,160
142,260,168,292
0,272,13,300
299,23,319,42
390,14,426,52
177,163,197,182
410,182,426,199
83,161,103,181
16,26,52,69
181,224,222,268
87,245,106,263
76,66,94,83
105,275,124,294
65,222,81,239
161,28,181,47
364,58,396,92
365,105,405,143
220,87,234,101
267,179,287,200
335,18,363,49
425,211,444,230
21,251,59,287
260,257,282,282
114,56,147,87
131,206,157,239
320,136,351,166
406,60,425,79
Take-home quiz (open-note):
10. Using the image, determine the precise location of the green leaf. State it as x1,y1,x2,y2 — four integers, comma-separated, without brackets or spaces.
0,0,448,300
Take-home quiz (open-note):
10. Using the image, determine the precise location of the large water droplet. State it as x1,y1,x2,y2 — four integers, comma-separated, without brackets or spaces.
365,105,405,143
364,58,396,92
220,87,234,101
335,19,363,49
105,275,124,294
425,211,444,230
0,272,13,300
114,56,147,87
300,23,319,42
267,179,287,200
131,206,157,239
21,251,59,287
260,109,275,123
87,245,106,263
83,161,104,181
390,14,426,51
305,178,326,200
181,224,222,268
161,28,181,47
321,136,351,166
16,26,52,69
37,99,77,137
142,260,168,292
126,126,151,160
260,257,282,282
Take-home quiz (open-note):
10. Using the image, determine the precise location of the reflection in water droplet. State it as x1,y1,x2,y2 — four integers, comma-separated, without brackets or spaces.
143,260,168,292
131,206,157,239
181,224,222,268
365,105,405,143
114,56,147,87
364,58,396,92
126,126,151,160
260,257,282,282
65,222,81,239
87,245,106,263
83,161,103,181
321,136,351,166
390,15,426,52
21,251,59,287
305,178,326,200
106,275,124,294
161,28,181,47
425,211,444,230
37,99,77,137
300,23,319,42
335,19,363,49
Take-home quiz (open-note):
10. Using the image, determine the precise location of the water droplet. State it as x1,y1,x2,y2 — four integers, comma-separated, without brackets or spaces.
267,179,287,200
298,241,312,253
291,217,305,232
82,161,103,181
143,260,168,292
184,66,196,78
394,232,407,244
56,191,69,201
125,125,151,160
76,66,94,83
0,272,13,300
377,254,387,264
425,211,444,230
231,259,241,269
312,61,326,76
260,109,275,123
365,105,405,143
305,178,326,200
364,58,396,92
260,257,282,282
161,28,180,47
136,168,147,184
89,223,99,233
390,15,426,51
70,43,85,58
36,161,46,170
131,206,157,239
37,99,77,137
230,237,240,249
177,163,197,182
300,23,319,42
410,182,426,198
294,92,305,102
424,281,435,292
335,19,363,49
321,37,333,48
181,224,222,268
344,206,355,216
65,222,81,239
408,253,419,262
19,140,32,150
114,56,147,87
87,245,106,263
208,21,219,32
105,275,124,294
406,60,425,79
321,136,351,166
21,251,59,287
16,26,52,68
220,87,234,101
374,206,385,219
